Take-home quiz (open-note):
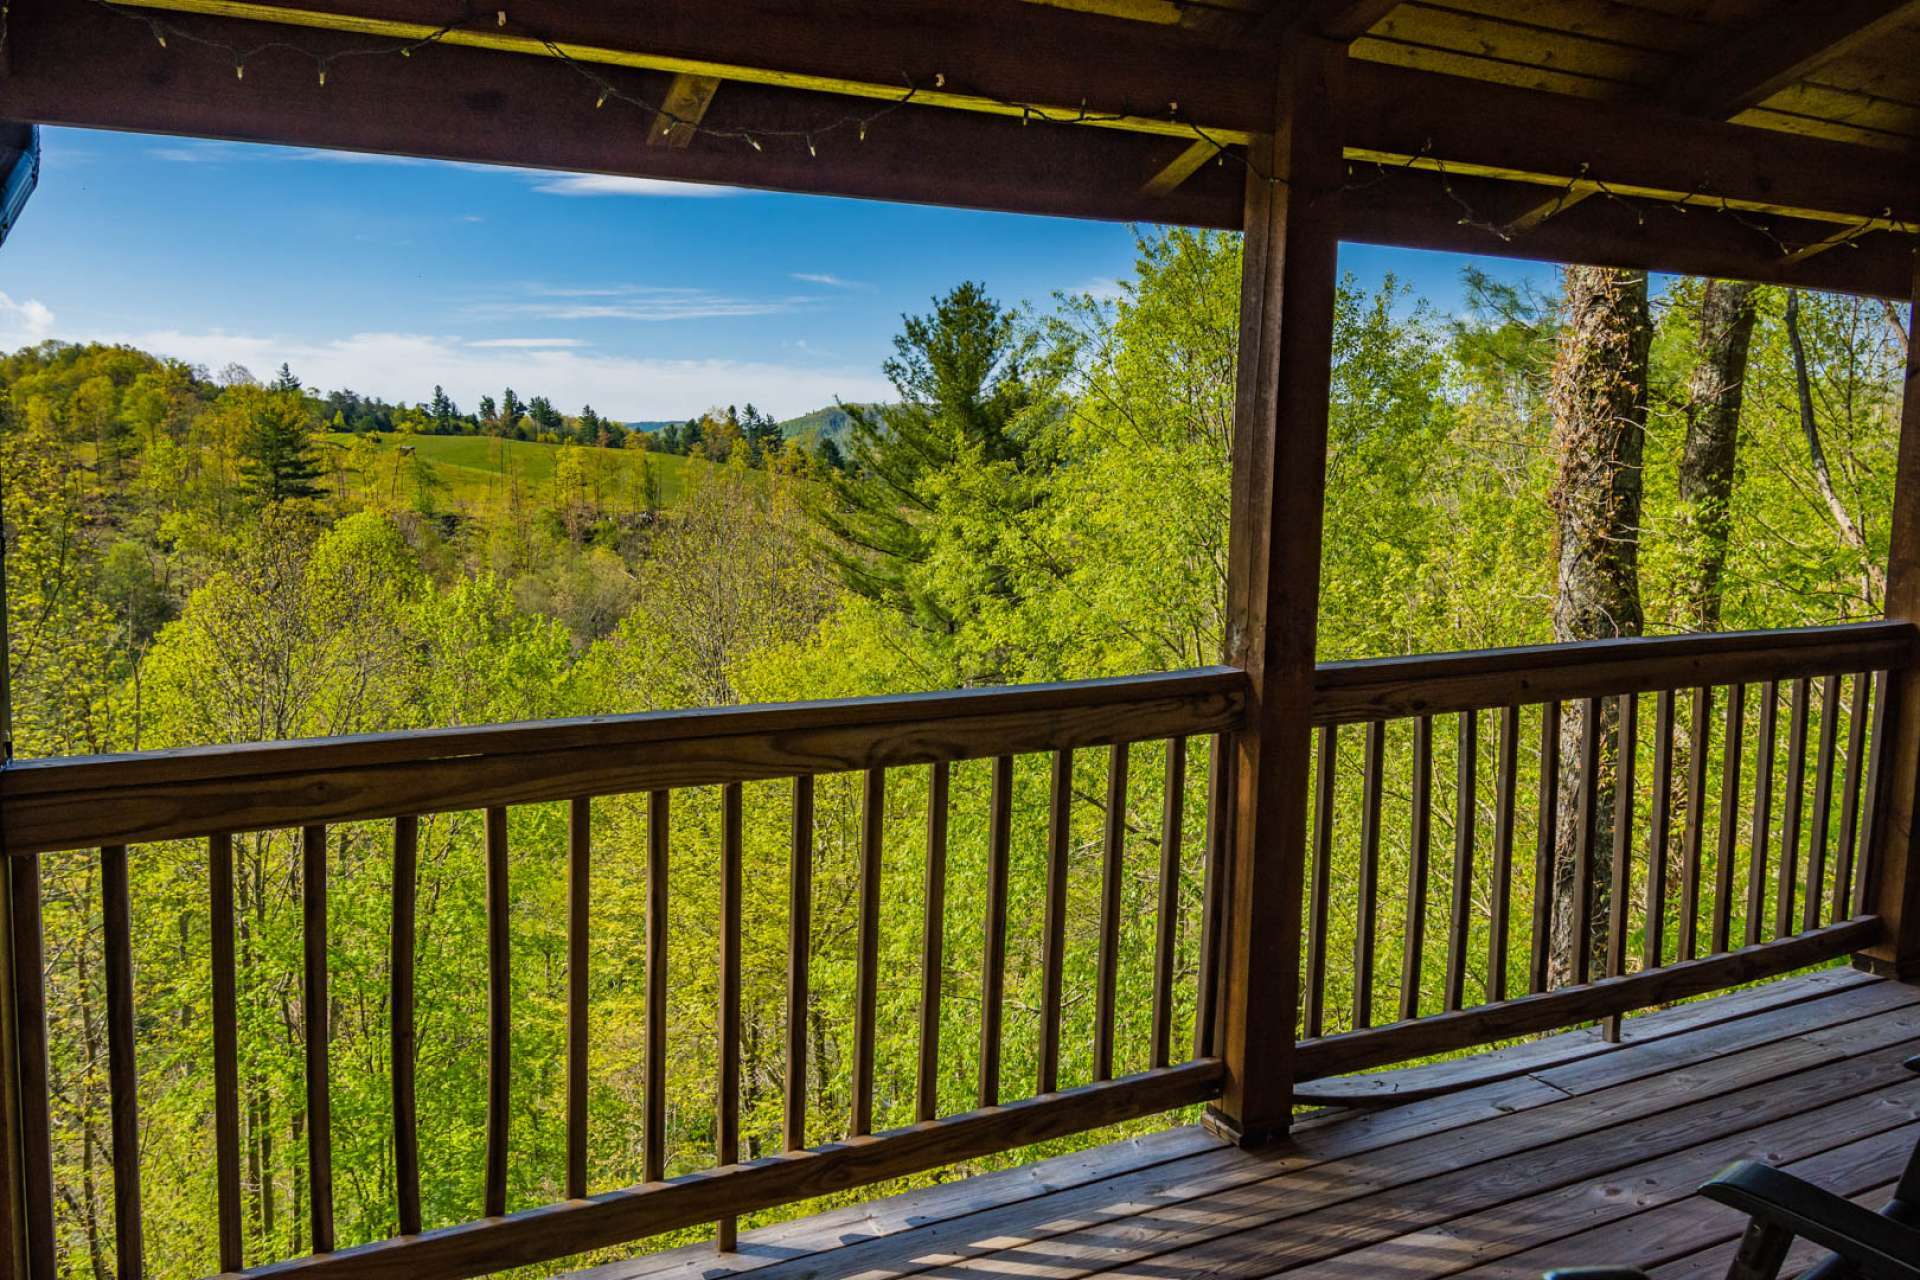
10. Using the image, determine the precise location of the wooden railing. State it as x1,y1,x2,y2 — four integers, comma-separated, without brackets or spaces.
1291,621,1911,1082
0,670,1242,1280
0,623,1910,1279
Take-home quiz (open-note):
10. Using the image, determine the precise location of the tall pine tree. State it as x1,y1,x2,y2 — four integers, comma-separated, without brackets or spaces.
237,387,325,505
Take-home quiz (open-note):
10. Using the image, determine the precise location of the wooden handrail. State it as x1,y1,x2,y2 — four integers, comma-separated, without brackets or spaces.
1312,622,1915,726
0,668,1246,854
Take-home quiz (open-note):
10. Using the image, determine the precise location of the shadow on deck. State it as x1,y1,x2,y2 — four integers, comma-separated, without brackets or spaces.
589,967,1919,1280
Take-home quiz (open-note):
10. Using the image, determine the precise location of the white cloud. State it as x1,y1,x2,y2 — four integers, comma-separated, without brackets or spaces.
0,293,55,349
531,174,747,198
792,272,864,289
117,328,889,421
1074,277,1130,302
467,337,587,349
471,283,813,323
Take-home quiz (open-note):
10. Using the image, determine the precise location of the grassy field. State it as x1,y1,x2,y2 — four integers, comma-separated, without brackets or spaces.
321,431,713,515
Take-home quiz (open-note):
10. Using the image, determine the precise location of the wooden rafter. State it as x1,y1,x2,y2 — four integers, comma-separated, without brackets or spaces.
1665,0,1920,120
647,73,721,148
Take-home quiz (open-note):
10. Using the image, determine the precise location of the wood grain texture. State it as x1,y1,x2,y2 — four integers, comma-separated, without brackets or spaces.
101,844,143,1280
1294,917,1880,1080
391,817,421,1236
1311,624,1911,728
852,769,885,1136
227,1061,1222,1280
1,670,1245,855
210,833,244,1269
303,824,334,1253
567,799,590,1202
484,807,510,1220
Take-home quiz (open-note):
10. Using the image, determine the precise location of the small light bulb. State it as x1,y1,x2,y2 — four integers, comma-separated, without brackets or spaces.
807,136,817,157
934,73,945,88
857,122,868,142
496,9,506,25
154,28,167,48
400,46,411,56
747,135,762,152
318,67,327,86
235,62,245,80
596,89,609,108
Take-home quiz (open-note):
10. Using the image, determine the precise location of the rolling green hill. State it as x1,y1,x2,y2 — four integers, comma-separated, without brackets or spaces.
322,431,713,515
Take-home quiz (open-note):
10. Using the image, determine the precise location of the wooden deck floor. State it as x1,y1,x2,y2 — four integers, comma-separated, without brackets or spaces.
585,967,1920,1280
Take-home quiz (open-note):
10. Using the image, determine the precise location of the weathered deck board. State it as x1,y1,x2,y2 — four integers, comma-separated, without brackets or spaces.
591,969,1917,1280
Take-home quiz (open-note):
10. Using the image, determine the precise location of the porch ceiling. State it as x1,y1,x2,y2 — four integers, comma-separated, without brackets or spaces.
1,0,1917,294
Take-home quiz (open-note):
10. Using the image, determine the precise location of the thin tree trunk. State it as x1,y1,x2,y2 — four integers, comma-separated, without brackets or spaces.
1547,266,1651,987
1676,279,1759,633
1785,289,1885,606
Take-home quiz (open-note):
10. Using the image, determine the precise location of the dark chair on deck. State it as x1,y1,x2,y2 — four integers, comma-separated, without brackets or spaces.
1545,1056,1920,1280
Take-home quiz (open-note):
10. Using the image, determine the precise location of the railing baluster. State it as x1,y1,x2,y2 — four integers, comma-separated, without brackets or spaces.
1805,674,1841,931
1779,677,1811,937
645,791,668,1183
1193,734,1229,1060
1645,690,1674,970
785,777,813,1151
1531,701,1561,994
1305,726,1335,1036
102,844,144,1280
391,817,421,1236
1355,721,1384,1029
209,834,244,1269
1571,697,1600,986
1748,684,1778,946
303,823,334,1253
716,783,742,1252
979,756,1012,1106
9,855,54,1277
1150,737,1185,1067
1679,687,1711,962
1095,745,1127,1078
1400,716,1433,1022
852,769,884,1134
1609,693,1637,987
1833,673,1870,922
1489,705,1518,1005
1445,711,1476,1012
566,799,589,1202
484,808,510,1219
1039,750,1072,1095
1712,684,1745,955
918,763,950,1119
1855,671,1889,918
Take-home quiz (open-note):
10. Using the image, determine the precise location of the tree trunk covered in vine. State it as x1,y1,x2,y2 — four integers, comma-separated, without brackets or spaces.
1547,266,1650,987
1677,279,1759,633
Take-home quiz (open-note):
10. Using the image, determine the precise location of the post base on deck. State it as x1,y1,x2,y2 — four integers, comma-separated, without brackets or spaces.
1202,1103,1291,1149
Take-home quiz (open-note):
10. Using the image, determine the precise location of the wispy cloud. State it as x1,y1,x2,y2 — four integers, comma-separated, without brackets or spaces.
467,337,587,349
112,327,889,420
472,283,813,323
1074,277,1130,302
531,174,747,198
791,272,865,289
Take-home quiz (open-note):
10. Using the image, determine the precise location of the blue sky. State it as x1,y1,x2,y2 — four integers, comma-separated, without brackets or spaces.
0,127,1555,421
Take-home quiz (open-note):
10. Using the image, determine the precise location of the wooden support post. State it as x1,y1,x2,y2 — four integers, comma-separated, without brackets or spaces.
1209,35,1344,1147
1864,254,1920,977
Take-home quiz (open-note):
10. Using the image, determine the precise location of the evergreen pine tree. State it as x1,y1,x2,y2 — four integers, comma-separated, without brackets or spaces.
237,388,326,505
